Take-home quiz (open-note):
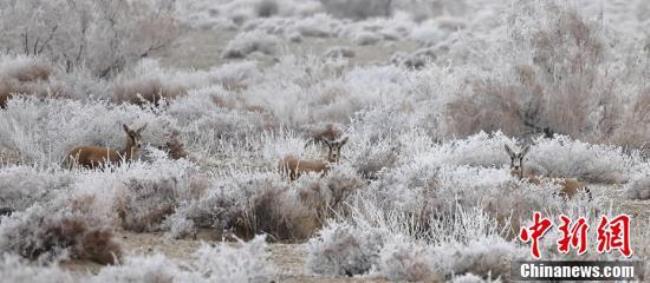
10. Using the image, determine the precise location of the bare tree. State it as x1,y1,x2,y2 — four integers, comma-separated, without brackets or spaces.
0,0,178,78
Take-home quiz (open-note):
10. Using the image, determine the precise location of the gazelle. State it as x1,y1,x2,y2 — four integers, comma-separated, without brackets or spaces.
65,124,146,169
504,144,591,200
280,137,348,181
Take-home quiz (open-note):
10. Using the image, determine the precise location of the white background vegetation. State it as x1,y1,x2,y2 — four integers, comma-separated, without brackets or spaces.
1,0,650,282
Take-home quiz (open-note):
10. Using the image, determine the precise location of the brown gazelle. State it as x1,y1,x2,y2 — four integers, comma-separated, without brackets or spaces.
505,144,590,200
280,137,348,181
65,124,146,169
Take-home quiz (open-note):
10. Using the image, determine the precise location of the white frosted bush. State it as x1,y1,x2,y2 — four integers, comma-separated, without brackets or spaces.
306,222,385,276
320,0,393,20
222,31,282,59
377,237,441,282
353,31,381,45
0,201,120,264
0,166,72,211
450,273,500,283
193,235,274,283
626,173,650,200
530,136,633,183
293,13,339,37
0,255,76,283
431,236,523,281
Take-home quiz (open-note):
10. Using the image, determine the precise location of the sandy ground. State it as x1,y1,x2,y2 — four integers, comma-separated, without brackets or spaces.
152,27,420,70
58,229,388,282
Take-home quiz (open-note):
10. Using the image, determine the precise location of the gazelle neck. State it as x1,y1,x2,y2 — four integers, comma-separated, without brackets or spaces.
120,137,137,161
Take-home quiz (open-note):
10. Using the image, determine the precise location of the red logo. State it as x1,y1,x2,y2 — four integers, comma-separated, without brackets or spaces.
557,215,590,255
519,212,632,258
597,214,632,257
519,212,553,259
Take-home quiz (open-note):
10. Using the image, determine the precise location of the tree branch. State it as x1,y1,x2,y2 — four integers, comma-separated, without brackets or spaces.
37,25,58,54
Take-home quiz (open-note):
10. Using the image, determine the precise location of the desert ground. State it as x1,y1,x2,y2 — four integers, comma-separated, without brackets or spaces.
1,0,650,282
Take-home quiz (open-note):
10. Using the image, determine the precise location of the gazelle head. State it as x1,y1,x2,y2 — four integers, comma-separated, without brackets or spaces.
504,144,530,179
323,137,348,163
123,124,147,150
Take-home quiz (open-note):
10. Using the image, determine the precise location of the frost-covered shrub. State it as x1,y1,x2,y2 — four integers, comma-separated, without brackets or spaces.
0,255,76,283
222,31,281,59
297,164,366,219
0,203,121,265
377,237,441,282
323,46,355,59
164,181,235,239
351,141,399,179
0,55,68,108
230,174,320,241
255,0,279,18
612,88,650,148
207,61,261,90
353,31,381,45
0,166,73,211
320,0,393,20
450,273,497,283
93,253,186,283
112,78,187,106
309,208,523,281
626,174,650,200
431,236,523,281
530,136,633,183
446,80,529,138
192,236,274,283
293,14,339,38
0,55,51,82
444,3,624,144
306,222,385,276
169,171,329,242
115,177,179,232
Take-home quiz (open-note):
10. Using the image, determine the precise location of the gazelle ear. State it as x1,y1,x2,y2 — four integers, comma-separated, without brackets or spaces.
521,145,530,157
123,124,130,133
504,144,515,158
339,137,349,146
322,139,332,148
